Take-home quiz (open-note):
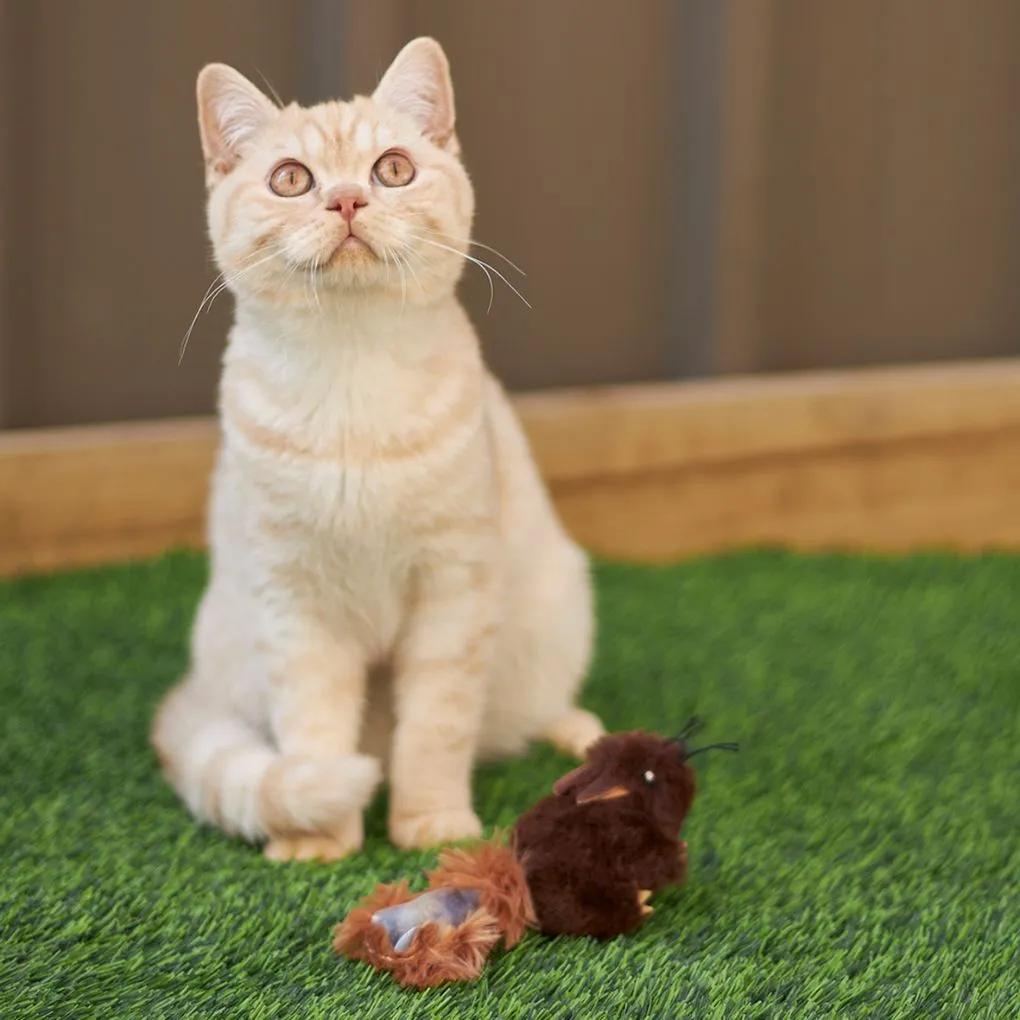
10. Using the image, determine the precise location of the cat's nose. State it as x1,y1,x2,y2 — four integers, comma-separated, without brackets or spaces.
325,185,368,223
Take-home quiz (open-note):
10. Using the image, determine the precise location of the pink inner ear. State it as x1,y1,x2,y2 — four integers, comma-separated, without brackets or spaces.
552,765,591,797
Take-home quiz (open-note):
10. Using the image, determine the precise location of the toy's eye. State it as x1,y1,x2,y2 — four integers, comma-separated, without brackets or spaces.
643,770,656,785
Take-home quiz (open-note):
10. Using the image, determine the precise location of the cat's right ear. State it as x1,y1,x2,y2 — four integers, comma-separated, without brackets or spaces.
197,64,277,185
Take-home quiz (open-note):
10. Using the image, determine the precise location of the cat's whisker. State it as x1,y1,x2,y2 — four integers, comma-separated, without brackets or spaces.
425,230,526,277
302,262,312,309
277,264,301,308
281,255,302,295
466,254,496,315
416,235,494,314
179,247,280,364
401,235,492,312
390,240,427,299
407,233,530,313
309,253,323,312
181,272,227,352
204,264,253,309
253,66,285,108
391,249,408,318
467,239,526,277
392,239,437,272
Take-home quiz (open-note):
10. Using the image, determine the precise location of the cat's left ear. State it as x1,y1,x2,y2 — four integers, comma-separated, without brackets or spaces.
372,37,457,149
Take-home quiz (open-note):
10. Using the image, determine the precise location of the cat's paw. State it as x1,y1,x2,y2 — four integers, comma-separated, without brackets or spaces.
388,807,482,850
264,813,363,863
545,708,605,759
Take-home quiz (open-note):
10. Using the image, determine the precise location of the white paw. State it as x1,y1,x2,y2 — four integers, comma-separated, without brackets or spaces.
264,812,364,863
546,708,605,759
388,807,482,850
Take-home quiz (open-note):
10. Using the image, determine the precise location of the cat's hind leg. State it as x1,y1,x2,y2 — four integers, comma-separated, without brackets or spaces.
542,706,605,759
479,542,604,760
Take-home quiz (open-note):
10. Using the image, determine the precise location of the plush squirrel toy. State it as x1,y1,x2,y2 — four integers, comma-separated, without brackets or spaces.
333,720,738,988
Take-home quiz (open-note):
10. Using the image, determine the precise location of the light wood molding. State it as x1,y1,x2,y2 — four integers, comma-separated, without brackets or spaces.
3,360,1020,576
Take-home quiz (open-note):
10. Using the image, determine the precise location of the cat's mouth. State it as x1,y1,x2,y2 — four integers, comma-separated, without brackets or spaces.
326,231,376,265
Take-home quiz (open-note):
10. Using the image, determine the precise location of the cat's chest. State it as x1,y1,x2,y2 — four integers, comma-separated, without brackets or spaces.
241,455,413,654
224,358,481,521
240,438,421,544
219,340,490,568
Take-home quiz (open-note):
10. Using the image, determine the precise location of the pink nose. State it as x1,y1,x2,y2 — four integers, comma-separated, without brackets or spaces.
326,185,368,223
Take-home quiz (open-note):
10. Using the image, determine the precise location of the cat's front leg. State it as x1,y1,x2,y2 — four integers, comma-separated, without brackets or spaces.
261,608,377,861
387,561,499,850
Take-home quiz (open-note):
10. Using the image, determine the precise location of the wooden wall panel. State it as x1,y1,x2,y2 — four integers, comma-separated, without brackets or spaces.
722,0,1020,373
0,0,13,426
556,429,1020,562
4,1,1020,428
4,360,1020,576
347,0,680,392
711,0,775,375
2,0,681,430
4,0,303,428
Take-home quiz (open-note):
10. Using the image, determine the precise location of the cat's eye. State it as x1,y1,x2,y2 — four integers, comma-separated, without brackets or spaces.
644,770,656,785
373,151,416,188
269,160,314,198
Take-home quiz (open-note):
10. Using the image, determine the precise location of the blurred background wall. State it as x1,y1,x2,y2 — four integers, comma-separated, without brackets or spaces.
1,0,1019,429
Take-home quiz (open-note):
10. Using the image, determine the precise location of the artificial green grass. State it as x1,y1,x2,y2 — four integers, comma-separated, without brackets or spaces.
1,549,1018,1019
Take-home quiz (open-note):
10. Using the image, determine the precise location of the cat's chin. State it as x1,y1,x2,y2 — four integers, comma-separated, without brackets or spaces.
327,236,376,265
276,240,391,295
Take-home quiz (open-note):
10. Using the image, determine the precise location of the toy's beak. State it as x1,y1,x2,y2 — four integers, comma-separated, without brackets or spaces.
575,782,630,805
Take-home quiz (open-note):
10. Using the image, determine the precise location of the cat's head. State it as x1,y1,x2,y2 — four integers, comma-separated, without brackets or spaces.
197,37,474,306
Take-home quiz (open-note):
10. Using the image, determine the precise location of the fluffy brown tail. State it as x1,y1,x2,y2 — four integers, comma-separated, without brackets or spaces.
426,835,536,949
332,835,533,988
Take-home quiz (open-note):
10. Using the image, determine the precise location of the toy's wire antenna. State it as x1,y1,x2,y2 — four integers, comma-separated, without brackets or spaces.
668,716,703,743
682,742,740,759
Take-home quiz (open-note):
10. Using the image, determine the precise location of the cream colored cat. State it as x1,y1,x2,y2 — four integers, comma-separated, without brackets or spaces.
150,37,604,862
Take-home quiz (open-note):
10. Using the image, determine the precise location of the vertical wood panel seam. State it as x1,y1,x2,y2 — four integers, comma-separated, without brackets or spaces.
302,0,348,105
0,0,13,427
666,0,727,379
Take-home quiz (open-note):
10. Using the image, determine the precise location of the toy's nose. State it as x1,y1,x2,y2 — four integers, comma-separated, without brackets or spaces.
324,184,368,223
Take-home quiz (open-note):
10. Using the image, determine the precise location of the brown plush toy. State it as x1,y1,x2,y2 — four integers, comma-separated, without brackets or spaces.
333,719,737,988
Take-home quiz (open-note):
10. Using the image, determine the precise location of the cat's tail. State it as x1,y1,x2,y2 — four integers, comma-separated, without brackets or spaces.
150,682,381,843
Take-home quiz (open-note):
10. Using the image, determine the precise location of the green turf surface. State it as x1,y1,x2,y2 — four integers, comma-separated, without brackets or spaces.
2,550,1018,1018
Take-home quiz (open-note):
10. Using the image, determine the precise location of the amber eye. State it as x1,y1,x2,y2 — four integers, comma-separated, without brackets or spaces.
269,160,314,197
373,151,416,188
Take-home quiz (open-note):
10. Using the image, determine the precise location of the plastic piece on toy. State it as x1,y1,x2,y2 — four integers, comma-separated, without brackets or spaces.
371,887,482,952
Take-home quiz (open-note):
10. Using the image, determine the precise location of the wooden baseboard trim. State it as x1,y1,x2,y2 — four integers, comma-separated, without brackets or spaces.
3,359,1020,576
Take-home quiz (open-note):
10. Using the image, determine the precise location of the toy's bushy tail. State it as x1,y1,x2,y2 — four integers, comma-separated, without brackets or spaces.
333,835,533,989
426,835,535,948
